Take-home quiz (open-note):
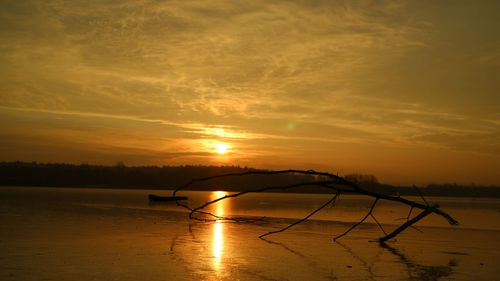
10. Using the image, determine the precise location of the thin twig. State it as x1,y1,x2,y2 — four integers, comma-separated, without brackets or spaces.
334,198,379,241
413,185,429,206
407,206,414,220
410,225,423,233
370,214,388,236
259,192,340,238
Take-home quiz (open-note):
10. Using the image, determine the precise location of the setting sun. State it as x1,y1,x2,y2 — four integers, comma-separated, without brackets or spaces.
214,143,230,154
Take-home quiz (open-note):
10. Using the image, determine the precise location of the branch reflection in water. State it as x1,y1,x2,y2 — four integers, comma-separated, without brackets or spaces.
261,238,455,281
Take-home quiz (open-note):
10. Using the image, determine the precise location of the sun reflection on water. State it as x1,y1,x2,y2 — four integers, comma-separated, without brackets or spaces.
212,191,227,271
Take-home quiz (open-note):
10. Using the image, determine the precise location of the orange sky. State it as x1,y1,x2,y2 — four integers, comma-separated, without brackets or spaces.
0,0,499,185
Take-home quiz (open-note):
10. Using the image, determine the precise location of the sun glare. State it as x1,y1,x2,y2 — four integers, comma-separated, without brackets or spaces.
214,143,229,154
212,191,227,272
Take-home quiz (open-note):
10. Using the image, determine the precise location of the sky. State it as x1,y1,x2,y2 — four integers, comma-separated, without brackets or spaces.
0,0,499,185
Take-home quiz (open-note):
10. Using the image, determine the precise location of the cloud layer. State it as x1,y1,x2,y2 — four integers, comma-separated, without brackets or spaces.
1,0,499,184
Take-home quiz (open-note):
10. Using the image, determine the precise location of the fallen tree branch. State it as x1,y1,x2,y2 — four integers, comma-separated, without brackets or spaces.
173,169,458,242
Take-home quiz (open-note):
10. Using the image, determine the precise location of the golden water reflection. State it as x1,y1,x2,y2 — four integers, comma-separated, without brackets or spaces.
211,191,227,272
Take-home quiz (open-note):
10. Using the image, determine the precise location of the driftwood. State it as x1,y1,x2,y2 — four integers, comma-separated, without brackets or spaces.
172,169,459,242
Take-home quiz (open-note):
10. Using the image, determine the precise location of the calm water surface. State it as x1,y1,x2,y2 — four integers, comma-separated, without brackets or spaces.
1,186,499,281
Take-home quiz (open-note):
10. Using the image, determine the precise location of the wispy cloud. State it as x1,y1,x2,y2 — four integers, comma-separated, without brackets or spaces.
1,0,499,184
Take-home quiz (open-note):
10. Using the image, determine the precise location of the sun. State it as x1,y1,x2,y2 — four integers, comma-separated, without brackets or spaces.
214,143,230,154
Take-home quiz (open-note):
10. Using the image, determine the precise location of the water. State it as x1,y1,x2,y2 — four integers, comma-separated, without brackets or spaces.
1,186,499,280
2,186,498,230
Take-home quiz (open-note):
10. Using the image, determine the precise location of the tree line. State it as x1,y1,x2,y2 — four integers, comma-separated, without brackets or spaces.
0,161,499,197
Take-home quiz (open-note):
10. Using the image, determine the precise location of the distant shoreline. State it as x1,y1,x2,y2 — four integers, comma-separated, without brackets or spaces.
2,161,500,198
2,184,500,199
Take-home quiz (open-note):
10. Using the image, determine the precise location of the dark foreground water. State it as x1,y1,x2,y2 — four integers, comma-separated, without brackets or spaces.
1,186,499,280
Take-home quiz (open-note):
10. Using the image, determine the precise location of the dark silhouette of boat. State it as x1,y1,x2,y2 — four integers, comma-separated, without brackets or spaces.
148,194,188,202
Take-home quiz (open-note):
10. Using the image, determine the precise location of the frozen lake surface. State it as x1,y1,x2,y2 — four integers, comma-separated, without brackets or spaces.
1,186,499,280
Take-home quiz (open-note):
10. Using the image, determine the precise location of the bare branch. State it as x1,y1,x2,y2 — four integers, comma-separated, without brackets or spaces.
379,205,438,242
185,181,343,222
407,206,414,220
334,198,379,241
370,214,388,236
410,225,423,233
413,185,429,206
259,192,340,238
172,169,459,242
